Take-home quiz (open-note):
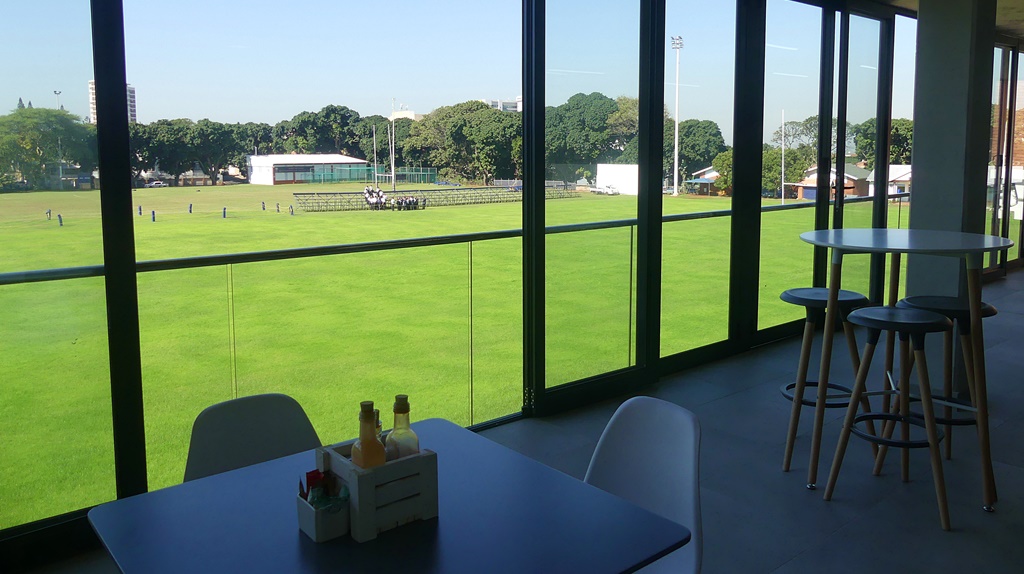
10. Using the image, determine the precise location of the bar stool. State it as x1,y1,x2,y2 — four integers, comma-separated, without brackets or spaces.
823,306,953,530
780,287,871,478
895,296,997,460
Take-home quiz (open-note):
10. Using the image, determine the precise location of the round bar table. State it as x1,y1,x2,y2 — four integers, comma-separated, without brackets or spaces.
800,229,1012,510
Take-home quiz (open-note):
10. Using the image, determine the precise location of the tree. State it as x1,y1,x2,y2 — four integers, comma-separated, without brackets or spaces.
761,143,814,194
711,149,733,191
148,118,194,185
676,119,727,181
190,119,238,185
771,115,852,156
229,122,273,177
0,107,96,186
606,96,639,152
544,92,619,179
851,117,913,169
404,100,490,181
466,107,522,182
128,122,154,183
315,104,361,156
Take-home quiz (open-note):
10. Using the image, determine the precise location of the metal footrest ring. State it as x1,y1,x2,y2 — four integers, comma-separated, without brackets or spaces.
780,381,854,408
850,412,945,449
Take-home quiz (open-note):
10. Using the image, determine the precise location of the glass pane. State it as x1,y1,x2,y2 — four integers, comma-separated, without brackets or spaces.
545,0,639,386
759,0,821,330
987,48,1009,268
546,227,637,385
1011,53,1024,262
138,267,233,490
0,278,114,529
124,0,522,257
659,0,735,356
837,15,881,298
468,238,523,423
663,0,735,204
661,217,730,355
230,248,471,444
0,2,100,272
884,15,917,299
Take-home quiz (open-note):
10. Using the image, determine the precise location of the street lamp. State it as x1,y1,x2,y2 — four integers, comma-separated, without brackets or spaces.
54,90,62,110
671,36,683,197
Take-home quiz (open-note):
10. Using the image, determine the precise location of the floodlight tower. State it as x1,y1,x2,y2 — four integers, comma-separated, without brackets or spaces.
671,36,683,197
55,90,64,190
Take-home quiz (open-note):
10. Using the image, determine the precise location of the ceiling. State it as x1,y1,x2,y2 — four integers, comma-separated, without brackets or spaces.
876,0,1024,37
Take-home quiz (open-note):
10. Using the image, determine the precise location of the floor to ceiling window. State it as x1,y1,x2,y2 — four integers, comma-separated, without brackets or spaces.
757,0,822,330
543,0,641,387
0,1,116,531
122,0,525,490
659,0,736,357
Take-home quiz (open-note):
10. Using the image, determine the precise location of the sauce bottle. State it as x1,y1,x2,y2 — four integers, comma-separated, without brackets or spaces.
351,401,386,469
385,395,420,460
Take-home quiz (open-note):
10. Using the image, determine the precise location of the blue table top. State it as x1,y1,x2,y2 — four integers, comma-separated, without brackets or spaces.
89,418,690,574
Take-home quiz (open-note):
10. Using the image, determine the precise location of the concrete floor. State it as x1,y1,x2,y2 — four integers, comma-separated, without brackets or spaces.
36,271,1024,573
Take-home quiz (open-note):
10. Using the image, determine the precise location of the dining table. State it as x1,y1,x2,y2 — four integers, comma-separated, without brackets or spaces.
798,228,1013,510
88,418,690,573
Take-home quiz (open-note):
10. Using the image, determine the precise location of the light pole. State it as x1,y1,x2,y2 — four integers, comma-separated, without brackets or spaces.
54,90,62,110
780,109,785,205
671,36,683,197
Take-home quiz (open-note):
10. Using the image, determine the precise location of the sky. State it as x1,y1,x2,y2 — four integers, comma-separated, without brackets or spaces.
4,0,920,146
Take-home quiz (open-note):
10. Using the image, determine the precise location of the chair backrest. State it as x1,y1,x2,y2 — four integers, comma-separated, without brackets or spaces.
183,393,321,482
585,396,702,573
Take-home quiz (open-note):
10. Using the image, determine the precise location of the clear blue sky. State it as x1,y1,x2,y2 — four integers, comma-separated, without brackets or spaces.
4,0,918,146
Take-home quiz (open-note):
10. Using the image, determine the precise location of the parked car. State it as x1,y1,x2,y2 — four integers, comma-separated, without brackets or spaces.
144,181,167,188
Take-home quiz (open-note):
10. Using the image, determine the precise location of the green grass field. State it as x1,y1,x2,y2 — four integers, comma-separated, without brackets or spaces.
0,183,938,528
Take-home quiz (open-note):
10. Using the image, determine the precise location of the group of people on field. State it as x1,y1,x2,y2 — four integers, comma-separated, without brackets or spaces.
363,186,423,211
364,186,388,210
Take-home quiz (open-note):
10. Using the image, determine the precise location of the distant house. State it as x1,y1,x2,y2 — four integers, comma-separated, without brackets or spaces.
686,166,727,195
866,164,912,197
791,162,871,200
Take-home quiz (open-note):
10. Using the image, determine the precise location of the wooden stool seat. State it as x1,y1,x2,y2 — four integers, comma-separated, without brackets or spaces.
781,287,870,312
845,306,952,334
896,296,997,461
824,305,954,530
780,287,871,484
897,295,996,330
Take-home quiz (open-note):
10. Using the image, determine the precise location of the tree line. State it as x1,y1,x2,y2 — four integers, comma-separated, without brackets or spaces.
2,95,911,191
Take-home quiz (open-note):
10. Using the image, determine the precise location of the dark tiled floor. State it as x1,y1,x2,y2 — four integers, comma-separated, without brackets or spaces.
38,271,1024,573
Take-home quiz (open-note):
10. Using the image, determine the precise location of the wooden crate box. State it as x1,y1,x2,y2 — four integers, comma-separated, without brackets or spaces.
318,440,438,543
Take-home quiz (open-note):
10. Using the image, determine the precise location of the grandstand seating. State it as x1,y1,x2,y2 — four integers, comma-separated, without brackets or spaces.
293,186,580,212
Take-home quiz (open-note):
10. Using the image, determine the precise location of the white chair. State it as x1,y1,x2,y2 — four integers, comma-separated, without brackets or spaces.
183,393,321,482
585,396,702,573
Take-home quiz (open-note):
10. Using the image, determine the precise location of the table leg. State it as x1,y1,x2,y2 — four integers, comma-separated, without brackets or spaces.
966,260,997,511
807,253,843,489
882,253,901,415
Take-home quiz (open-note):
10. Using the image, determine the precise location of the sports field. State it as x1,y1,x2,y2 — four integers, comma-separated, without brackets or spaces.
1,183,915,528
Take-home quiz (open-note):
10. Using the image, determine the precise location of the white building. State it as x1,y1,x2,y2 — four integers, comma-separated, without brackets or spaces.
480,98,521,113
247,154,369,186
596,163,639,195
88,80,136,124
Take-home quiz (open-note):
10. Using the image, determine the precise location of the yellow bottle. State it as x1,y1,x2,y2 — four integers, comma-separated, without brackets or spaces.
351,401,386,469
385,395,420,461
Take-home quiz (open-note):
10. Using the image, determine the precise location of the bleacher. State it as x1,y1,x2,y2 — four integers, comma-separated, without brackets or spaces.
293,186,579,212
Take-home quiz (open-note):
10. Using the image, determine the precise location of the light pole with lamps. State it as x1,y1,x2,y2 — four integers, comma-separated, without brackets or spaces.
671,36,683,196
54,91,64,190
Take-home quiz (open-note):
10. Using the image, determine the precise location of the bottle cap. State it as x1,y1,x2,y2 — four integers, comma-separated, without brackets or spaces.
394,394,410,414
359,401,375,420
